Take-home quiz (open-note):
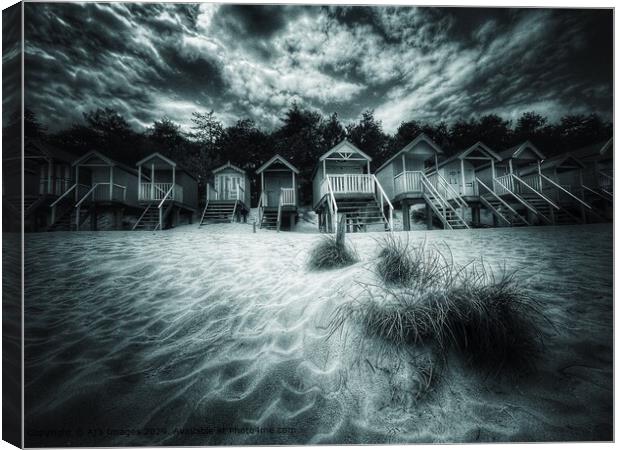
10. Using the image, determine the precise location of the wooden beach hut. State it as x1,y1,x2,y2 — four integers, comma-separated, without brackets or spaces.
256,154,299,230
199,161,251,225
472,141,558,225
3,138,77,232
312,140,393,233
134,152,198,230
518,153,599,223
426,141,503,227
475,141,600,226
46,150,142,231
570,138,613,215
375,133,468,230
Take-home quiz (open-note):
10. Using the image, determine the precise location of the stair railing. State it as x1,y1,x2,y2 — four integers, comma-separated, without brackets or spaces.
435,173,468,209
539,174,592,210
371,175,394,231
597,171,613,195
475,177,529,226
132,203,154,231
510,174,560,210
199,184,217,227
156,184,175,230
326,175,338,233
50,183,87,223
257,191,265,228
582,184,612,202
492,177,536,213
420,173,468,230
276,191,283,232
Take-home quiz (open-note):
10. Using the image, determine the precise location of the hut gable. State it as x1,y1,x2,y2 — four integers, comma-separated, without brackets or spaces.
213,161,246,175
376,133,443,173
319,140,371,162
256,154,299,174
136,152,177,168
499,141,545,161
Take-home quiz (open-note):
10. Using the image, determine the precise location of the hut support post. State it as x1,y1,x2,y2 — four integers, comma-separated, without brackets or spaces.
109,166,114,200
460,158,467,217
75,165,80,201
402,200,410,231
150,163,155,200
47,159,52,194
172,166,176,200
426,202,432,230
138,165,142,200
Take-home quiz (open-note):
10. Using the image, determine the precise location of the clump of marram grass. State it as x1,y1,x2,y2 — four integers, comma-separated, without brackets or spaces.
307,235,358,270
329,243,549,375
375,235,449,286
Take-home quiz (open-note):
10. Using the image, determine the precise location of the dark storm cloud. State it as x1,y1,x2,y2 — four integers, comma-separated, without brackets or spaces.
23,3,612,134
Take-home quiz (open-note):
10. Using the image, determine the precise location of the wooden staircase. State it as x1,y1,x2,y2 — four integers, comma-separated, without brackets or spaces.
420,175,468,230
479,195,528,226
48,206,91,231
338,199,389,232
260,209,278,230
200,201,237,225
133,204,160,231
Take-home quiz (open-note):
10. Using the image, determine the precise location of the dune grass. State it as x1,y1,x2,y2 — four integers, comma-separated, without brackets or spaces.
330,240,547,375
308,235,358,270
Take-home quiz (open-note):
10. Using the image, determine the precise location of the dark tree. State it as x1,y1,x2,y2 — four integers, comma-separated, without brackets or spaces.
320,112,347,151
345,109,387,162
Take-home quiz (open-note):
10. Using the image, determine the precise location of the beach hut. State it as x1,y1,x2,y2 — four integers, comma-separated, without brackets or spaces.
46,150,142,231
134,152,198,230
3,138,77,232
312,139,393,233
571,138,613,199
255,154,299,230
473,141,560,225
199,161,251,225
375,133,467,230
518,153,598,223
567,138,613,220
427,141,503,227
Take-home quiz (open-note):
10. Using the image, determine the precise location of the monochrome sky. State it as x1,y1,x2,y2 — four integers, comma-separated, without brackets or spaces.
24,3,613,133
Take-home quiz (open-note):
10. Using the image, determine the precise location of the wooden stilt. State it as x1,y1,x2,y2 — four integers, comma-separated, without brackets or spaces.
402,200,411,231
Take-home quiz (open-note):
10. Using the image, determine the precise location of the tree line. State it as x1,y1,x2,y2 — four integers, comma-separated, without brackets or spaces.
9,104,613,205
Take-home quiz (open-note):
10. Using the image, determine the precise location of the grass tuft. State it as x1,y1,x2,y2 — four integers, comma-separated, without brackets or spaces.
308,235,358,270
330,243,548,375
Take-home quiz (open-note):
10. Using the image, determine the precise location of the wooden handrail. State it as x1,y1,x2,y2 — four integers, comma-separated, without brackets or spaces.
510,174,560,210
257,191,265,228
419,173,468,230
157,184,175,209
326,176,338,233
75,183,100,208
50,183,89,208
434,172,468,208
539,174,592,209
475,177,529,225
493,176,550,223
133,203,154,231
372,175,394,231
582,184,612,201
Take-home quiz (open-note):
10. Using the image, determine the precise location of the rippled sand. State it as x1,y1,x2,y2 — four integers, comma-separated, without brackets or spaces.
23,223,612,446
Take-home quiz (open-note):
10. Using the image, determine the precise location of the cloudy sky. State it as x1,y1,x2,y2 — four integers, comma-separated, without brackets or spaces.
24,3,612,133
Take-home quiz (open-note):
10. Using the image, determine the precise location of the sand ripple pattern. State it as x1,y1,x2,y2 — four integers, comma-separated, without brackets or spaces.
23,224,612,445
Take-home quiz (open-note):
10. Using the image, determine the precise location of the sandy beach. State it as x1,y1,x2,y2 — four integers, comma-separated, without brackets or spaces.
22,223,613,446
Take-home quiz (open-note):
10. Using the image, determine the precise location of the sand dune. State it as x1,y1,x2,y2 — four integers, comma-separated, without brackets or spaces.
22,223,612,446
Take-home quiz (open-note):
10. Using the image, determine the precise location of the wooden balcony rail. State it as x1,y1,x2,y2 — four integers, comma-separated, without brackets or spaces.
280,188,296,206
140,182,183,203
394,171,423,194
321,174,373,197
